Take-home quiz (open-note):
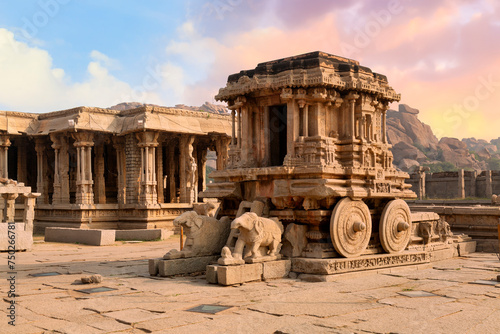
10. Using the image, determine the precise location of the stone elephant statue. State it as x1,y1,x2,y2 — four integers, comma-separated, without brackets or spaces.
163,211,230,259
230,212,284,261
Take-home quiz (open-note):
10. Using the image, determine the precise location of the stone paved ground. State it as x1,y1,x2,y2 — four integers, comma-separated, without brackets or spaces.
1,236,500,334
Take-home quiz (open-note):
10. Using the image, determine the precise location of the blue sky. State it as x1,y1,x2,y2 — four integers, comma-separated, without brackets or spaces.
0,0,499,140
0,1,185,86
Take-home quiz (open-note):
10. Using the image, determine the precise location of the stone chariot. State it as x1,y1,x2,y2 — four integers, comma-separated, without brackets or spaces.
202,51,417,259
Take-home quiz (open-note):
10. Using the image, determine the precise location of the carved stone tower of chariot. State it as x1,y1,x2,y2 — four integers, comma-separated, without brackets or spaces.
202,51,417,258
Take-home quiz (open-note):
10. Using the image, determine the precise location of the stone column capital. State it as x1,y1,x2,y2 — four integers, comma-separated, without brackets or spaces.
0,135,11,147
136,131,159,147
72,132,94,147
346,92,360,102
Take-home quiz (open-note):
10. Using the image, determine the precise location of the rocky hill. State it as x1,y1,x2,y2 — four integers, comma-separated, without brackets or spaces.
108,101,229,114
387,104,491,172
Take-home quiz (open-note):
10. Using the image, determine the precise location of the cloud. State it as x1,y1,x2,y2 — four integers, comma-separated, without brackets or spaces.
0,28,158,112
90,50,121,70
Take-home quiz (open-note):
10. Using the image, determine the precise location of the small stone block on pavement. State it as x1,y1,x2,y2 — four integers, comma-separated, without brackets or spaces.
149,258,161,276
262,260,291,280
457,241,477,256
157,255,218,276
206,265,219,284
217,263,262,286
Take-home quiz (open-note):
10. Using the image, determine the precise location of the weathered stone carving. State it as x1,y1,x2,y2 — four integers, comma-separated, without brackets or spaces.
417,217,453,245
219,212,284,265
281,223,309,258
163,211,230,259
192,202,217,217
491,194,500,206
437,219,452,242
419,221,433,245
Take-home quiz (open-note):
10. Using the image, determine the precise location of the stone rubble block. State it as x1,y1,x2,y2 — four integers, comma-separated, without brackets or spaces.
149,258,161,276
44,227,115,246
262,260,291,280
217,263,262,286
206,264,219,284
457,240,477,256
157,255,219,277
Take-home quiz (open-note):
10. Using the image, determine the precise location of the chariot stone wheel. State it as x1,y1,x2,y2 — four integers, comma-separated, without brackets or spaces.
330,197,372,258
379,199,412,254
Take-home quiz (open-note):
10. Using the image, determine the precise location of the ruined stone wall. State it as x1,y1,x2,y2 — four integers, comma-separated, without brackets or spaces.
425,171,460,199
125,134,140,204
409,169,500,199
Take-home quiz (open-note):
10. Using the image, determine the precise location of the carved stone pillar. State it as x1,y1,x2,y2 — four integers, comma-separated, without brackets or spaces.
231,109,236,145
17,139,27,183
35,138,48,204
24,193,40,232
50,133,70,204
50,133,62,204
0,135,11,178
136,131,159,205
215,137,231,171
2,193,17,222
112,136,126,205
346,93,359,141
284,98,299,165
241,106,249,166
237,108,242,149
167,143,176,203
417,169,426,200
199,148,208,192
156,142,164,204
179,134,195,204
381,107,387,144
263,106,270,166
298,99,308,137
94,144,106,204
72,132,94,205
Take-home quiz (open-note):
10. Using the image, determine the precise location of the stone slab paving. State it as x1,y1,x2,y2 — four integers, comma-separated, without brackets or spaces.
1,238,499,333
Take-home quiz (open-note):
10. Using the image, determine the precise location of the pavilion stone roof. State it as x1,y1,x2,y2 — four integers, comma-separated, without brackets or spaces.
216,51,401,102
0,105,232,137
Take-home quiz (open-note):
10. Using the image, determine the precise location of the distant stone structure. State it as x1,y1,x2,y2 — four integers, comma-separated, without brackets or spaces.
0,106,231,232
408,169,497,199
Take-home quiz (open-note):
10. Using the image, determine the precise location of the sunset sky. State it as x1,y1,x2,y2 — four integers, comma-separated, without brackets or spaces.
0,0,499,140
